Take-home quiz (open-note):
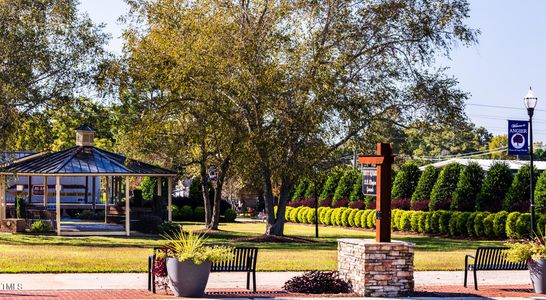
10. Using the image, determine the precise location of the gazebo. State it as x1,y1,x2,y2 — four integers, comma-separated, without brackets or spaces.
0,126,177,236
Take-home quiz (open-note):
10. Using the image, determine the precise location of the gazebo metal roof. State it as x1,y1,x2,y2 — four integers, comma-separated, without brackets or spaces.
0,146,176,177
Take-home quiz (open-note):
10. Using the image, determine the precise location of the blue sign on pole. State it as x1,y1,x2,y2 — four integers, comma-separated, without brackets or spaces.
508,120,529,155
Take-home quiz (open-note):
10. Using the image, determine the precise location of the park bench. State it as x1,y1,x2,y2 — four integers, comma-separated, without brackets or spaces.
464,246,527,290
148,246,259,293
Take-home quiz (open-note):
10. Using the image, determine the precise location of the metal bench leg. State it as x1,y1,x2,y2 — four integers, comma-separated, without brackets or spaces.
252,270,257,292
473,269,478,290
463,267,468,288
147,256,152,291
246,271,251,290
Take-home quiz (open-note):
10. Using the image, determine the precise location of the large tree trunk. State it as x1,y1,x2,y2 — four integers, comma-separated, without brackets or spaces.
266,177,292,236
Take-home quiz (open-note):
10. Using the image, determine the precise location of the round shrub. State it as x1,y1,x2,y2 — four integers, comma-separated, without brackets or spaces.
391,209,402,231
392,162,421,200
193,206,205,221
439,210,452,234
411,211,424,232
430,211,443,233
323,208,333,225
318,207,327,224
31,220,51,233
455,212,471,237
399,211,414,232
224,208,237,222
473,212,490,238
429,163,462,211
537,214,546,237
178,205,193,221
306,208,316,224
298,207,309,223
451,162,484,211
335,208,348,226
290,207,300,223
515,213,531,239
506,211,521,239
493,211,509,238
466,212,479,237
476,162,512,212
448,211,462,236
418,212,429,233
535,172,546,213
353,210,364,228
348,209,358,227
424,212,434,233
411,166,439,207
285,206,294,221
482,213,495,238
366,210,376,228
341,208,352,227
360,210,372,228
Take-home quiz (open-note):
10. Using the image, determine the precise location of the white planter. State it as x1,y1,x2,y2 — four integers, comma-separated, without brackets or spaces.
529,258,546,294
166,257,211,297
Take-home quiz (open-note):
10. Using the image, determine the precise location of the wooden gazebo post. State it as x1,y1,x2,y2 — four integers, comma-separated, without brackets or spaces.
0,175,6,220
105,176,109,224
55,176,61,236
125,176,130,236
168,177,173,222
43,176,48,207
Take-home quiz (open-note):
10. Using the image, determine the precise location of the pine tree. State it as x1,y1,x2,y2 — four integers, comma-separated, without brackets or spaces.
476,162,512,212
411,166,439,207
392,162,421,200
451,162,484,211
429,163,462,210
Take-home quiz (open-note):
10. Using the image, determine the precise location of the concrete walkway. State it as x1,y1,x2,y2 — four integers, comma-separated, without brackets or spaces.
0,270,531,290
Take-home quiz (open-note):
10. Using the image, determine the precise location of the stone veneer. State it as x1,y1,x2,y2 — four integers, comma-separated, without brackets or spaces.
337,239,414,297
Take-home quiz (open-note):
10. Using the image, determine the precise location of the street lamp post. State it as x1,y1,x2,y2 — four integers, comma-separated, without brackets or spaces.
524,87,538,236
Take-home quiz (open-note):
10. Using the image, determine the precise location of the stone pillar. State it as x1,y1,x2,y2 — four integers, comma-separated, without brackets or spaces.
337,239,414,297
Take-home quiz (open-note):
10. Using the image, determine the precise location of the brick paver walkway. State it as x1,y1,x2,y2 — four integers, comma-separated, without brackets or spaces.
414,284,540,298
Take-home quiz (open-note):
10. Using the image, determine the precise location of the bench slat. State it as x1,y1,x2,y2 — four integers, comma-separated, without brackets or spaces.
473,247,527,271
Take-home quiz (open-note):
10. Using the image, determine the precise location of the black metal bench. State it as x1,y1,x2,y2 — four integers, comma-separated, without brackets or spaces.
464,246,527,290
148,246,259,293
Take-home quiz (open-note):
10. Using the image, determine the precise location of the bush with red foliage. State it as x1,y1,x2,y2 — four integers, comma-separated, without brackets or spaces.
391,198,411,210
349,200,365,209
319,198,333,207
332,198,349,208
411,199,430,211
288,198,317,208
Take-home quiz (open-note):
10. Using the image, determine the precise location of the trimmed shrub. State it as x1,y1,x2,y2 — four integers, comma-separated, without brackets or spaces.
392,162,421,200
224,208,237,222
292,179,309,201
330,208,340,225
535,172,546,213
493,211,509,238
424,212,434,233
473,212,490,238
391,209,402,231
466,212,479,237
411,166,439,207
176,205,193,221
448,211,462,236
476,162,513,212
298,207,309,223
451,162,484,211
290,207,300,223
506,211,521,239
193,206,205,221
455,212,471,237
504,164,538,212
348,209,358,227
31,220,51,233
515,213,531,239
483,213,495,238
439,211,452,235
353,210,364,227
306,208,316,224
430,211,443,233
429,163,462,211
341,209,352,227
335,208,348,226
16,196,25,219
360,210,372,228
537,214,546,237
141,176,157,201
399,211,414,232
323,208,333,225
349,174,363,202
318,207,327,224
333,171,358,206
319,169,344,204
366,210,376,228
418,212,428,233
409,211,422,232
285,207,294,221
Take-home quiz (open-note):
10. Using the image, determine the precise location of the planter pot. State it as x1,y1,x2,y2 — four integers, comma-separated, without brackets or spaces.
166,257,212,297
529,258,546,294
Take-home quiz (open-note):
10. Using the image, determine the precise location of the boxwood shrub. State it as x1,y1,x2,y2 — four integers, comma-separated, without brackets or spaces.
297,207,309,223
353,210,364,228
399,211,414,232
538,214,546,237
336,208,348,226
411,211,424,232
448,211,461,236
439,210,452,234
285,207,294,222
348,209,358,227
306,208,316,224
430,211,443,233
341,208,352,227
424,211,434,233
515,213,531,239
473,212,490,238
466,212,479,237
418,212,429,233
493,211,509,238
506,211,521,239
366,210,376,228
482,213,495,238
323,208,333,225
455,212,471,237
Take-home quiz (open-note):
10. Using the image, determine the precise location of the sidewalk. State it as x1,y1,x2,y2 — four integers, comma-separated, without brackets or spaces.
0,271,536,299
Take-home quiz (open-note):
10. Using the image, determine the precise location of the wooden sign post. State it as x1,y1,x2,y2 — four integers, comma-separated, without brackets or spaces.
358,143,395,242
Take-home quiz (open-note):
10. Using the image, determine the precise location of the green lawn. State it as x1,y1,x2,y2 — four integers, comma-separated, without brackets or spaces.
0,222,506,273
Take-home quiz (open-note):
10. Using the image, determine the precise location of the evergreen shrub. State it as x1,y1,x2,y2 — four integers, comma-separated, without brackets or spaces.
505,212,521,239
466,212,479,237
411,166,439,208
493,211,509,238
451,162,484,211
473,212,490,238
515,213,531,239
476,162,512,212
430,163,462,211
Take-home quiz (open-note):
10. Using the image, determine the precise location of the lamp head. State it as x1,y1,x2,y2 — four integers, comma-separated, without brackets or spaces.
524,87,538,109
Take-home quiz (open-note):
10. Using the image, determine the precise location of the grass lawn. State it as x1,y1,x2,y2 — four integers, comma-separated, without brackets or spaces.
0,222,506,273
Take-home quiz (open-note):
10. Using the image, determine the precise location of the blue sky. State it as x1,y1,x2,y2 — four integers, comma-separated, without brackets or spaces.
79,0,546,142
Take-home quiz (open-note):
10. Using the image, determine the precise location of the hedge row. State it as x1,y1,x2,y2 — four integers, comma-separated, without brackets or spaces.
284,206,546,240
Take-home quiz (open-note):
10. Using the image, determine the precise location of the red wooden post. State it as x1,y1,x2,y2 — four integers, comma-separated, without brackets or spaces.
358,143,395,242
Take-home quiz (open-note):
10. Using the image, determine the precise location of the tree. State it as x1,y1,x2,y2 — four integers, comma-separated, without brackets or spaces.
319,169,345,204
411,166,439,206
429,163,462,210
0,0,108,149
292,180,309,201
451,162,484,211
476,162,513,212
349,173,364,202
488,135,509,159
503,164,539,212
535,171,546,213
123,0,477,236
333,170,359,206
392,162,421,200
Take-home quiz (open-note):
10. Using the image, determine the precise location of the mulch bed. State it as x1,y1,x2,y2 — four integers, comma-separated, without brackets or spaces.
232,235,317,243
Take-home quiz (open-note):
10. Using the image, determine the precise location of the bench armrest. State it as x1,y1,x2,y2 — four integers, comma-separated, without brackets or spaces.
465,254,475,270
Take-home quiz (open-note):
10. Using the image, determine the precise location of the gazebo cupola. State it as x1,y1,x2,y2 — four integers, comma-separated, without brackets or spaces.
75,125,96,147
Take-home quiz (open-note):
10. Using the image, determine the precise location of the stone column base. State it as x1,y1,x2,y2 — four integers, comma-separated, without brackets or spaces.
338,239,414,297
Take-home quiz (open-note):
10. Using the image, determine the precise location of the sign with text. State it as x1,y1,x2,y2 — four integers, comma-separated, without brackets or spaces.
508,120,529,155
361,166,377,196
32,185,44,196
